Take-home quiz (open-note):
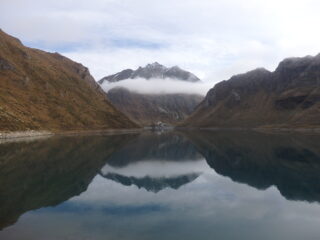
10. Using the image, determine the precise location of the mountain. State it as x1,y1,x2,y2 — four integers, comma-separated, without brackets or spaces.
107,87,203,125
99,63,203,125
182,54,320,129
98,62,200,84
0,29,138,132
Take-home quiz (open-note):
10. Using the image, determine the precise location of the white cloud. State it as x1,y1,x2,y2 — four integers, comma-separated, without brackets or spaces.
1,0,320,87
101,78,212,95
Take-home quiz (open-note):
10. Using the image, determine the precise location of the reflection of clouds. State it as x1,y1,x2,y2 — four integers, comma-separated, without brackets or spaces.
68,168,278,212
3,164,320,240
101,159,208,178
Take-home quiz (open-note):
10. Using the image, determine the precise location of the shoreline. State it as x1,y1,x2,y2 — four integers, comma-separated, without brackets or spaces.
0,128,143,140
0,131,54,139
1,126,319,141
176,126,320,134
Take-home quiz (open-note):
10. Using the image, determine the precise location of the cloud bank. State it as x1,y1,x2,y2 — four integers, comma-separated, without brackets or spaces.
2,0,320,85
101,78,212,95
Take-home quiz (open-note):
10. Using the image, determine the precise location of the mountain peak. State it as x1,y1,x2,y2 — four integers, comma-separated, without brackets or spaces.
146,62,163,67
99,63,200,84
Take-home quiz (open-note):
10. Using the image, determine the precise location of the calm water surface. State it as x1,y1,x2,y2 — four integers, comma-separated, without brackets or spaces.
1,131,320,240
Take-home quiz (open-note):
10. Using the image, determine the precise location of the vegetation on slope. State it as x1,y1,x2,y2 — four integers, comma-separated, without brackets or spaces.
0,29,138,131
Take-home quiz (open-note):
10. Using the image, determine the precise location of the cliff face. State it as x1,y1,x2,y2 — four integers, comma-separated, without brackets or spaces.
0,30,138,131
107,87,203,125
183,55,320,129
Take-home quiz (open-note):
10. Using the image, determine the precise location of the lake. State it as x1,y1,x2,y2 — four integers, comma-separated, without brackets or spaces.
1,130,320,240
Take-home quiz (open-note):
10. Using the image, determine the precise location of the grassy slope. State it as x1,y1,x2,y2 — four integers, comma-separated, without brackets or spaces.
0,30,138,131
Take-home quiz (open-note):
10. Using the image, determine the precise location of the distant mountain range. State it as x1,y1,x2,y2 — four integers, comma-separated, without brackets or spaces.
182,55,320,129
0,29,137,131
98,62,200,84
99,63,203,125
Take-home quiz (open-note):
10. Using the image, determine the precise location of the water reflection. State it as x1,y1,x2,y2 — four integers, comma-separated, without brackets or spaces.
186,130,320,202
100,132,202,192
1,130,320,240
0,134,135,230
100,171,200,193
105,131,202,167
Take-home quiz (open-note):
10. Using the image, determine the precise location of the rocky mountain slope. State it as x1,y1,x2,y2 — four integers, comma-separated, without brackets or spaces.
107,87,203,125
99,63,203,125
0,29,138,132
183,55,320,129
98,62,200,83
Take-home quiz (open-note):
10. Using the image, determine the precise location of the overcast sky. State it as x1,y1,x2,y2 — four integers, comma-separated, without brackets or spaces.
1,0,320,84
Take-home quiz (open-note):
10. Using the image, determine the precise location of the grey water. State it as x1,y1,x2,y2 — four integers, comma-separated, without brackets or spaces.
1,130,320,240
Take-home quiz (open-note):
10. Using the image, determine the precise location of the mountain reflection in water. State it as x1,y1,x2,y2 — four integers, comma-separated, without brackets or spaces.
0,134,135,230
100,132,203,192
1,130,320,240
186,130,320,202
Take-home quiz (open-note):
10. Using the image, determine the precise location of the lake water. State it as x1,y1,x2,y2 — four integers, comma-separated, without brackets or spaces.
1,130,320,240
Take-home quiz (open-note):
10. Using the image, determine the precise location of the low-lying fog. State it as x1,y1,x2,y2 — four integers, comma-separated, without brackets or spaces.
100,78,214,95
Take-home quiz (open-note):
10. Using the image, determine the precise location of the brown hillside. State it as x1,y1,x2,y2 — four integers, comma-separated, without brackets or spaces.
182,55,320,129
0,29,138,131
